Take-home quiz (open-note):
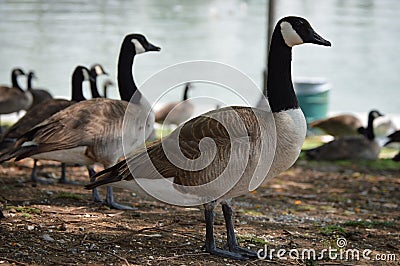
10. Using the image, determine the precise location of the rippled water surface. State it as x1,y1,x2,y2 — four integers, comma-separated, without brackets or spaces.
1,0,399,114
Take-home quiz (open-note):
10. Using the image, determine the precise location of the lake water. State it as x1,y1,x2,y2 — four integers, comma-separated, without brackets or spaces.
1,0,399,121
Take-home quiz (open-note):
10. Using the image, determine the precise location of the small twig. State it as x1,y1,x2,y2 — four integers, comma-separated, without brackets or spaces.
154,252,209,262
0,257,29,266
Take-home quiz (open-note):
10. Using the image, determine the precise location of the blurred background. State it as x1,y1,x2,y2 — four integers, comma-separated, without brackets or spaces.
0,0,399,118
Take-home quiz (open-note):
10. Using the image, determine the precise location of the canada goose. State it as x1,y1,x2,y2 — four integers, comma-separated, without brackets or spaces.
0,66,95,184
0,68,31,131
306,110,383,160
384,130,400,161
89,63,108,98
0,34,161,210
26,71,53,109
85,17,331,259
155,83,194,126
309,110,396,139
102,79,115,98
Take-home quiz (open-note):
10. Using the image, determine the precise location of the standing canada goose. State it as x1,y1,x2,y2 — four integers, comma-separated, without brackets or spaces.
0,66,96,184
85,17,331,259
306,110,383,160
0,34,161,210
384,130,400,161
155,83,194,126
26,71,53,109
102,79,115,98
0,68,31,131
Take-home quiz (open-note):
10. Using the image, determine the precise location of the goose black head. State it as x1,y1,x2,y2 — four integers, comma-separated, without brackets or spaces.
124,33,161,55
28,71,37,80
12,68,25,77
279,16,331,47
90,63,108,77
74,65,93,82
369,109,384,119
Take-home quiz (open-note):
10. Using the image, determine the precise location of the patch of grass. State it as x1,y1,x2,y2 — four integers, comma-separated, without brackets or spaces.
54,192,83,200
342,220,397,228
240,209,265,217
319,225,346,236
21,213,32,219
6,205,42,214
237,234,269,245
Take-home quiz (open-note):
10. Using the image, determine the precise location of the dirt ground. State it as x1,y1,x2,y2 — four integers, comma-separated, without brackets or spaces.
0,157,399,265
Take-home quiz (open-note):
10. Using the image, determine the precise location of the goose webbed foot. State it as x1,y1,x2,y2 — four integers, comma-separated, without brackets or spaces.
221,202,258,258
103,186,136,210
203,202,249,260
222,243,258,258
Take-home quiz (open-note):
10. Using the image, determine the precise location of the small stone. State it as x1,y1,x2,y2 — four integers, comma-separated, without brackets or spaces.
42,234,54,242
27,225,35,231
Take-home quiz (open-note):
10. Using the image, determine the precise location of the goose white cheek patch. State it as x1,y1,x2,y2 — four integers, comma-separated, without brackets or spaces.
131,39,146,54
280,21,303,47
94,65,103,75
82,69,90,81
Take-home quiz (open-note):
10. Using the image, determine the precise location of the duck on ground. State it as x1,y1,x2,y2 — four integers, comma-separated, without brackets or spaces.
85,16,331,259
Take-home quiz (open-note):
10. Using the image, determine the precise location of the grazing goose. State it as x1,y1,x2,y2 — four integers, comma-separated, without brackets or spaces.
384,130,400,161
306,110,383,160
26,71,53,109
85,16,331,259
0,34,161,210
155,83,194,126
0,66,95,184
0,68,31,131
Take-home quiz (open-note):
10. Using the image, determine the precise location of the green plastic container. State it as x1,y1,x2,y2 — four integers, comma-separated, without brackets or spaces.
294,78,330,123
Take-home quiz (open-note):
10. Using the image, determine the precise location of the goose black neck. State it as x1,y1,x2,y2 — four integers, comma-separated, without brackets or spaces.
365,113,376,140
27,74,33,90
118,43,141,103
266,28,299,113
11,72,23,91
71,71,86,102
89,77,102,98
183,84,190,101
103,84,108,98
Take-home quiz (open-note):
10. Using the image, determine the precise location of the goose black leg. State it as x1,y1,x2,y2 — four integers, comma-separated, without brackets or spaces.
222,202,258,258
203,202,246,260
103,186,135,210
30,159,54,184
58,163,79,184
88,166,102,203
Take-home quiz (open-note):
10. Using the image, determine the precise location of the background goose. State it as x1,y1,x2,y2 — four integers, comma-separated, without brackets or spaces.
309,110,396,139
0,66,95,184
26,71,53,110
85,16,331,259
0,68,31,132
155,82,194,126
306,110,383,160
384,130,400,161
89,63,108,98
0,34,161,210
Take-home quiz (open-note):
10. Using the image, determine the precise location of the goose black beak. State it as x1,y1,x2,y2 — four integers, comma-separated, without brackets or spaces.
310,30,331,46
147,42,161,52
